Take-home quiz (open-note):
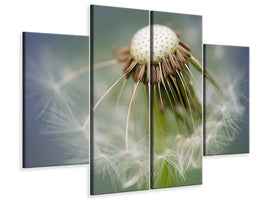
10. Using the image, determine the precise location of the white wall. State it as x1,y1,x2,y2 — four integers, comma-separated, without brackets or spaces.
0,0,266,199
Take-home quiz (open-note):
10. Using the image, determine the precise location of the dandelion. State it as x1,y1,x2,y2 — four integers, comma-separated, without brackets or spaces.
93,24,203,190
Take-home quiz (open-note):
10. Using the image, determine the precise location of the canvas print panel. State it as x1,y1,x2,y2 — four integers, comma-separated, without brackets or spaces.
204,44,249,155
23,33,89,167
90,5,150,194
151,11,203,189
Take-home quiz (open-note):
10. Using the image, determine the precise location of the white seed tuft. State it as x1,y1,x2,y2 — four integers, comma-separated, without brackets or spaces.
130,25,179,65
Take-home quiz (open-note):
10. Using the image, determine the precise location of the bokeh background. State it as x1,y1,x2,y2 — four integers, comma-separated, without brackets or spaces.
204,44,249,155
24,33,89,167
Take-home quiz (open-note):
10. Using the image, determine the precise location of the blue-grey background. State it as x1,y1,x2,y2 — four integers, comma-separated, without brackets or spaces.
204,44,249,155
23,32,89,167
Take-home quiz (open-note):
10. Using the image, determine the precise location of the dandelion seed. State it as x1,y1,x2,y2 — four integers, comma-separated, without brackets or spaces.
204,45,249,155
25,34,89,166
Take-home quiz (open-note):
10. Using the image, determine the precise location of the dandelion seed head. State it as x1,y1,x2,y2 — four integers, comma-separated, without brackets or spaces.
131,25,179,65
94,22,203,189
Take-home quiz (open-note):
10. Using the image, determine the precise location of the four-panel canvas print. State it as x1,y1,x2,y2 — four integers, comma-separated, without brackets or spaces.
22,4,249,195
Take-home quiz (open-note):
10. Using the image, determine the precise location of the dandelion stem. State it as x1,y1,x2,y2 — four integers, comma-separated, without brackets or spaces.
125,82,139,152
94,74,125,111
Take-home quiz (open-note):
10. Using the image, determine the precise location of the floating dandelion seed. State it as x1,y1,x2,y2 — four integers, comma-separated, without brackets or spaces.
26,36,90,166
93,24,203,189
204,45,249,155
205,76,245,154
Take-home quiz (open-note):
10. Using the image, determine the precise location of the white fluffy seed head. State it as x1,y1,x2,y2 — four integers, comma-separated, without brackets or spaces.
130,26,150,65
130,25,179,65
